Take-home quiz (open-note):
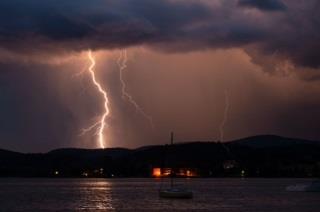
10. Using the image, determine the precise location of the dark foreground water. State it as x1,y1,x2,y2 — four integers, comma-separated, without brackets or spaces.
0,178,319,211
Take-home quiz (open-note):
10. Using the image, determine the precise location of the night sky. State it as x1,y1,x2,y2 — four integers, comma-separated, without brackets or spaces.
0,0,319,152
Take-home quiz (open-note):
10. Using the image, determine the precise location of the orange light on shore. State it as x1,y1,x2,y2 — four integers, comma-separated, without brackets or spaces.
153,168,161,177
152,168,197,177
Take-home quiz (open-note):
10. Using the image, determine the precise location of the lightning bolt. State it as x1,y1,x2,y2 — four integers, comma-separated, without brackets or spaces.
81,50,110,149
217,90,233,157
219,90,229,142
117,50,154,130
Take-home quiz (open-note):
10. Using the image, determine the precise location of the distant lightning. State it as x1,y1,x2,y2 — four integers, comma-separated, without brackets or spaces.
80,50,110,149
117,50,154,130
218,90,233,157
79,121,100,137
219,90,229,142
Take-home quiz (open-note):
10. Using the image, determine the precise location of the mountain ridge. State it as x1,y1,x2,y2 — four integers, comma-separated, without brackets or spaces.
0,135,319,178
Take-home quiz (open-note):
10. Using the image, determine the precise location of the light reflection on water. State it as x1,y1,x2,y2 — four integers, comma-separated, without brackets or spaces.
0,178,319,211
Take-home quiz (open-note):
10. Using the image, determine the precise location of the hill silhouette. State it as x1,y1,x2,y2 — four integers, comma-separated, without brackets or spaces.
0,135,319,177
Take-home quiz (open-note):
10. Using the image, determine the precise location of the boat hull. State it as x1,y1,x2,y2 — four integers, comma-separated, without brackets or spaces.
159,189,193,199
286,181,320,192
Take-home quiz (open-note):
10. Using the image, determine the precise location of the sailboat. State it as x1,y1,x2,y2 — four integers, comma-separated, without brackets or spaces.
286,180,320,192
158,132,193,199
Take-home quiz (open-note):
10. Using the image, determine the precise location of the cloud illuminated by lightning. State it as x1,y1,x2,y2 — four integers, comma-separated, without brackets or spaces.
117,50,154,130
219,90,229,142
80,50,110,149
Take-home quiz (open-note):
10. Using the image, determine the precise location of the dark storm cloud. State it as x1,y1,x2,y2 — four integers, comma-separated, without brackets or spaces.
238,0,287,11
0,0,319,69
0,0,210,51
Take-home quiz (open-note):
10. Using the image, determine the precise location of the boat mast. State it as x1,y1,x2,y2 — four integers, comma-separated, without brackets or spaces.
170,131,174,189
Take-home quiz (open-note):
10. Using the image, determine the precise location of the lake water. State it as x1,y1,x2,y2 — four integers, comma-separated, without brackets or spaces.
0,178,319,211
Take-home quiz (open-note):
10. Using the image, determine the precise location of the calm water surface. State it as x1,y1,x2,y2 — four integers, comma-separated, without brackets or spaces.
0,178,319,211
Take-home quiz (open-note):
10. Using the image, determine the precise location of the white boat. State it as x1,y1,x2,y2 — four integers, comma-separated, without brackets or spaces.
158,132,194,199
286,180,320,192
